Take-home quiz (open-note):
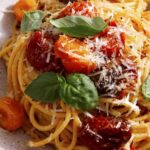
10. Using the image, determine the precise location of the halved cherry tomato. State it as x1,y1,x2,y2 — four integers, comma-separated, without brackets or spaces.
98,26,125,58
85,23,125,59
26,31,62,72
79,111,131,150
90,57,137,98
0,97,25,131
54,35,96,74
13,0,37,21
58,1,98,18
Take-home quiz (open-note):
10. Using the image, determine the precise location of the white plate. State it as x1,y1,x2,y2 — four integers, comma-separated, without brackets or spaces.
0,1,49,150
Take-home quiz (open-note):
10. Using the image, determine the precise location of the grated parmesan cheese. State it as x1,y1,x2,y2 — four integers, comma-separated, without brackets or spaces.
84,112,94,118
46,52,51,63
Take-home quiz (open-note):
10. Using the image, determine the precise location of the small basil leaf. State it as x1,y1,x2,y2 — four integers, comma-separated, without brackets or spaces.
50,16,107,38
60,73,99,110
21,10,44,32
25,72,65,103
142,75,150,100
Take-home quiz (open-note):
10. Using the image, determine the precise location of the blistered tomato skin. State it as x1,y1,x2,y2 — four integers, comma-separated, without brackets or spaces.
58,1,98,18
78,112,131,150
54,35,96,74
0,97,25,131
26,31,62,72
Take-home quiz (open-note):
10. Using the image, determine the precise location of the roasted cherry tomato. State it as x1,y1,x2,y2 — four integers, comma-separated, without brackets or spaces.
90,58,137,98
84,22,137,98
13,0,37,21
0,97,25,131
54,35,96,74
26,31,63,72
85,24,125,59
78,111,131,150
58,1,98,18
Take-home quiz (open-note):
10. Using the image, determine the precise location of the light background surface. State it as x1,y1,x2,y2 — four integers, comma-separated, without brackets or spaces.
0,0,49,149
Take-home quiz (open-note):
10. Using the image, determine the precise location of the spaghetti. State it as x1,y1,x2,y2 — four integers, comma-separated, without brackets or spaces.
0,0,150,150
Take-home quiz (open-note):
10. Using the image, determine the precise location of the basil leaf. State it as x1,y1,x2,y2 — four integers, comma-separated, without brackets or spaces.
60,73,99,110
50,16,107,38
142,75,150,100
21,10,44,32
25,72,65,103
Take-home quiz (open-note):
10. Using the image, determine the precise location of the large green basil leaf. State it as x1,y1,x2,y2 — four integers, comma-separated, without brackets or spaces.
142,75,150,100
25,72,65,103
60,73,99,110
21,10,44,32
50,16,107,38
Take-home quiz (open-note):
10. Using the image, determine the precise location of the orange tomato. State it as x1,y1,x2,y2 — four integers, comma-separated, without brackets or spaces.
0,97,25,131
13,0,37,21
54,35,96,74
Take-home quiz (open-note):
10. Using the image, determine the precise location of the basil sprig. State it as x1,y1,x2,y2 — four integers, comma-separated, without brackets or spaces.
21,10,45,32
25,72,99,110
50,16,107,38
142,75,150,100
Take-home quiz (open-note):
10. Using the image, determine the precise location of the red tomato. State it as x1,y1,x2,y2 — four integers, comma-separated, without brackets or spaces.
0,97,25,131
90,58,137,98
26,31,62,72
58,1,98,18
84,22,137,98
86,24,125,59
78,111,131,150
54,35,96,74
